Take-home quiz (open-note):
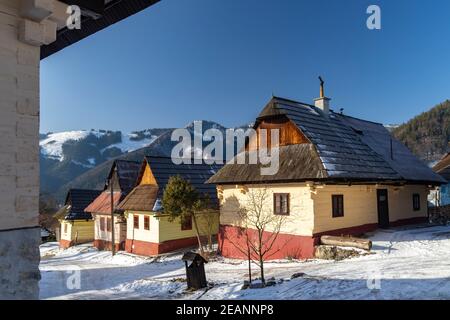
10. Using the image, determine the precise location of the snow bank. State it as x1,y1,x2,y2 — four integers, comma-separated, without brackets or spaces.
39,225,450,300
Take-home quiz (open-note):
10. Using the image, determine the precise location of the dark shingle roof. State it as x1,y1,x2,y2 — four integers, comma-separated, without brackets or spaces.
209,96,445,185
63,189,102,220
117,156,222,212
108,160,141,196
146,156,222,200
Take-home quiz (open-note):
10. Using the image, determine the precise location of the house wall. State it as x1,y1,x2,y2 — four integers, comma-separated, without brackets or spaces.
125,211,219,256
312,185,378,234
220,183,315,236
312,184,429,234
218,183,431,260
93,214,126,250
387,184,429,224
158,212,219,242
59,220,94,248
439,184,450,206
126,212,160,243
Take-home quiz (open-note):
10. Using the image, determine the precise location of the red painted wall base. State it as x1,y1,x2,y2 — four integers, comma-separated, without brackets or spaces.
125,236,200,256
389,216,428,227
59,239,73,249
219,216,428,261
93,239,124,252
218,225,316,260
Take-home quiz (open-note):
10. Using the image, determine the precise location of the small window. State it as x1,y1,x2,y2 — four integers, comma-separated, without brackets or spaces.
274,193,290,215
100,217,105,231
64,223,68,233
332,195,344,218
144,216,150,230
133,215,139,229
181,215,192,231
106,218,111,232
413,194,421,211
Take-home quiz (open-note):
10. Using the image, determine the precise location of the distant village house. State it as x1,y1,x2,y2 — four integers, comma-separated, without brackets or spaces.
84,160,141,252
55,189,102,248
117,156,221,256
431,153,450,206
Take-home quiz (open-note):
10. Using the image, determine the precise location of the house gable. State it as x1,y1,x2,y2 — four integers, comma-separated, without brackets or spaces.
139,162,158,186
247,116,310,151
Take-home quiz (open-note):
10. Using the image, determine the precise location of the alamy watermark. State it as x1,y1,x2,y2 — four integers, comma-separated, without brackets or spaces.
66,5,81,30
65,265,81,290
171,121,280,175
367,5,381,30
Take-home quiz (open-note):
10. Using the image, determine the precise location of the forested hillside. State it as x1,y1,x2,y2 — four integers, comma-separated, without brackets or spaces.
392,100,450,163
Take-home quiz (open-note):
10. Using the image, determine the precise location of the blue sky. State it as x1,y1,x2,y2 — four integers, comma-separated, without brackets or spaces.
41,0,450,133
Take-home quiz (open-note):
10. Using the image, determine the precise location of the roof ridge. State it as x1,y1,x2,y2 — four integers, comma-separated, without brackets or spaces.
334,112,384,126
145,155,222,164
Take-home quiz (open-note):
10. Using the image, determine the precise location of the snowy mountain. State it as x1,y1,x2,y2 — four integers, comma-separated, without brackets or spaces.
41,121,252,202
40,129,164,166
40,128,173,196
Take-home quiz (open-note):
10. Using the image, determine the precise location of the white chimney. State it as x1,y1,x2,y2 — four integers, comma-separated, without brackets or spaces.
314,76,330,115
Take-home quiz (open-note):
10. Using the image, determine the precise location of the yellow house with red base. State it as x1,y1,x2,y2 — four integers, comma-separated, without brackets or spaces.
117,156,221,256
208,94,445,260
55,189,102,248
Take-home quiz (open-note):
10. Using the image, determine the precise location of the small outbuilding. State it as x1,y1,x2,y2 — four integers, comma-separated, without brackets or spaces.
182,252,208,290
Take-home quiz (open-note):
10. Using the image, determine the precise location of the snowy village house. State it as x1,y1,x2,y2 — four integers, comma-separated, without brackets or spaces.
84,160,141,252
55,189,102,248
207,84,445,260
117,156,221,256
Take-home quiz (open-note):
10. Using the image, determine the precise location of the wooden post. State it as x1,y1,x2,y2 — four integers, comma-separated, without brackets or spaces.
110,167,116,256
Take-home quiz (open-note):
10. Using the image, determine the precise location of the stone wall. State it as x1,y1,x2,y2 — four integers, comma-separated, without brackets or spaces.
0,0,67,300
0,228,41,299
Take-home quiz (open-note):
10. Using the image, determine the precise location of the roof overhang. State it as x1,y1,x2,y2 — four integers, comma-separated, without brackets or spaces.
41,0,161,59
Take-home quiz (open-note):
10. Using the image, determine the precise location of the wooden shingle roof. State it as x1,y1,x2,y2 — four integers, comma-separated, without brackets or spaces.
107,160,141,196
208,96,445,185
117,184,159,212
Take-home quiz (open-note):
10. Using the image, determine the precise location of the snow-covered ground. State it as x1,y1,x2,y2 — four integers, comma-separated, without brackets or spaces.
39,224,450,300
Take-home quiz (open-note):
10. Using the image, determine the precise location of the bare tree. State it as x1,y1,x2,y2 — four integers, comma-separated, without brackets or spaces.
234,188,289,285
198,210,219,252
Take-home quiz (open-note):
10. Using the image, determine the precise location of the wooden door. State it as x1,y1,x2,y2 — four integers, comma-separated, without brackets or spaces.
377,189,390,228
